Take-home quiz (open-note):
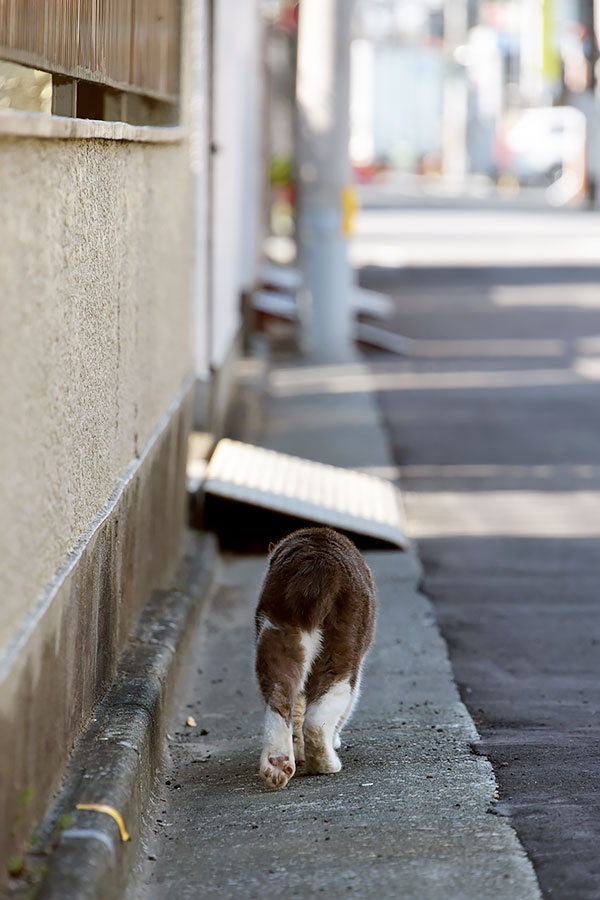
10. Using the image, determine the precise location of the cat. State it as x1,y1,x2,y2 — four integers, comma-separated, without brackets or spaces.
255,527,377,790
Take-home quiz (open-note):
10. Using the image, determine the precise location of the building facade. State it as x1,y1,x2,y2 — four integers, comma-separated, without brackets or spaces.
0,0,263,877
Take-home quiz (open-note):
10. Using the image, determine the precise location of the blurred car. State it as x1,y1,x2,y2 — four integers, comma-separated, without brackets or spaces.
500,106,586,186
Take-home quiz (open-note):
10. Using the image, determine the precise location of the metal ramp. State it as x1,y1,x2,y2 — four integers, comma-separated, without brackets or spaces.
201,439,408,550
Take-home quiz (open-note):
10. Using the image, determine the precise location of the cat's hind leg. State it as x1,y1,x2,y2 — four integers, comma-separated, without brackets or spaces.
256,622,304,789
304,679,352,774
292,693,306,767
333,672,362,750
261,706,295,789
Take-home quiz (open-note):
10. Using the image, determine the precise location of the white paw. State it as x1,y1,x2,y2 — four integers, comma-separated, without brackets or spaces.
333,733,341,750
261,753,295,790
304,727,342,775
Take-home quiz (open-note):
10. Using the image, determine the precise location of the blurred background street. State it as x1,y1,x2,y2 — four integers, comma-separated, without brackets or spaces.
354,190,600,897
2,0,600,898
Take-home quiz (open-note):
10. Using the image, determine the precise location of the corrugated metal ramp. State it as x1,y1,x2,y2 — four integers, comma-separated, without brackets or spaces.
202,439,408,550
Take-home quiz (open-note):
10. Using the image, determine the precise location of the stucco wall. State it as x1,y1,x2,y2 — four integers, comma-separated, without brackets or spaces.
0,134,193,658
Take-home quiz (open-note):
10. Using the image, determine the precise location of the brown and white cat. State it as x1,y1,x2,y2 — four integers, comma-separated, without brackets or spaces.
255,527,377,790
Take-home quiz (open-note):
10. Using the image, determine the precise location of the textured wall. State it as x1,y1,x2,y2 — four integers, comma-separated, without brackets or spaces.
0,382,194,877
0,135,193,656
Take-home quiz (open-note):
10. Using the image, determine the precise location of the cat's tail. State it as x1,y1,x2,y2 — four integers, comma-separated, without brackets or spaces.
282,554,341,629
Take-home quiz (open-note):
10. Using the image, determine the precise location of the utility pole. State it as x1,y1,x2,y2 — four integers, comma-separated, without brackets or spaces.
582,0,599,206
295,0,355,360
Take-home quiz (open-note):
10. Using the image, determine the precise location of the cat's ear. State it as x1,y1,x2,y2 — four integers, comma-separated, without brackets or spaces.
268,542,276,554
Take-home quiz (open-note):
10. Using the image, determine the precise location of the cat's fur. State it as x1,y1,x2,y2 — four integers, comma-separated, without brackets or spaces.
255,527,376,789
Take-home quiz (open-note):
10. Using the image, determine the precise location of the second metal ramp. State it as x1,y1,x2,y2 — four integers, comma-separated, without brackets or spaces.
202,438,408,550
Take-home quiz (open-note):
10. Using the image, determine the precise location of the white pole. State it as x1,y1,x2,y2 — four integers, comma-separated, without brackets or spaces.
442,0,468,185
295,0,355,360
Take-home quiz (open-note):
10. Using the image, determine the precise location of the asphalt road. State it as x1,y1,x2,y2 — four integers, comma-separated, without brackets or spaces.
357,201,600,899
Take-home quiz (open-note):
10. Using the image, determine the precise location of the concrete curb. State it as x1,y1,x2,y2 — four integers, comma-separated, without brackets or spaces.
8,531,218,900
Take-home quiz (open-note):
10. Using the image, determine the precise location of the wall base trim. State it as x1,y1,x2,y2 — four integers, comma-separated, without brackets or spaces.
0,375,195,880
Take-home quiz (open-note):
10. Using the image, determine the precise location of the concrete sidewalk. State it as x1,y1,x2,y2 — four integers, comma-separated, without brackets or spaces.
126,354,542,900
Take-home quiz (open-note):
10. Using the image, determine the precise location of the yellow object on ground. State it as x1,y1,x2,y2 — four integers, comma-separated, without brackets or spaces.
76,803,131,841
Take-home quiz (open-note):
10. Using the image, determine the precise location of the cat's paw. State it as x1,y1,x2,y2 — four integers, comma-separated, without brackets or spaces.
304,752,342,775
333,733,341,750
261,754,295,790
304,728,342,775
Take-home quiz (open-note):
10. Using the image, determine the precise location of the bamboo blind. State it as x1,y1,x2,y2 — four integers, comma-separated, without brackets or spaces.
0,0,180,102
